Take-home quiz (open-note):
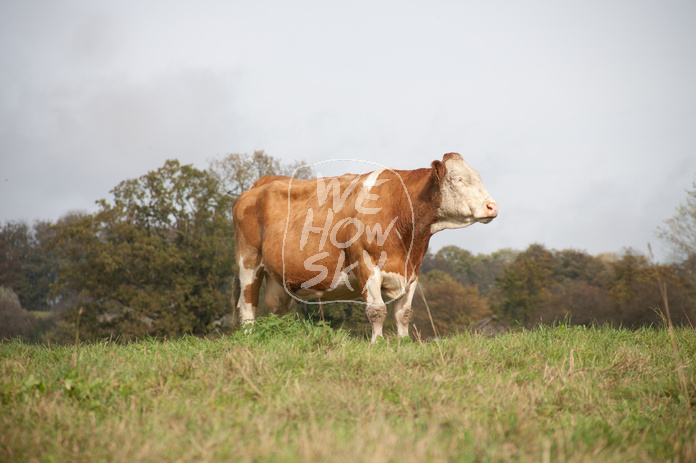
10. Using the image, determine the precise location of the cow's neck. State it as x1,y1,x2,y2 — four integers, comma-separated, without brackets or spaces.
413,169,442,237
393,168,441,261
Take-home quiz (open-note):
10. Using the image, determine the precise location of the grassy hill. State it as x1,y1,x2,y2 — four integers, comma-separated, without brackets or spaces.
1,318,694,462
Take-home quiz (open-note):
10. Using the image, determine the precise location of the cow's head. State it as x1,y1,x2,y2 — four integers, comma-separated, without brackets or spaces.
430,153,498,233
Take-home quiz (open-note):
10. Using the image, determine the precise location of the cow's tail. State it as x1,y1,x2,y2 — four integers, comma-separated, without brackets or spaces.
231,272,241,327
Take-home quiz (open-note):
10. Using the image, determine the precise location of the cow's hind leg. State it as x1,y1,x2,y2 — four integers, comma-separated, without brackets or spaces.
264,276,292,316
394,279,418,338
237,254,264,331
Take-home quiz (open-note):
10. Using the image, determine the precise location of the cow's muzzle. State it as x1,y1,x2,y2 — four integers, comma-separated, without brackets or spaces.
477,202,498,223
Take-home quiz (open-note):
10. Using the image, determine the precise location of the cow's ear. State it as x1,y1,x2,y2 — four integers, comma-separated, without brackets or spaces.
431,160,446,184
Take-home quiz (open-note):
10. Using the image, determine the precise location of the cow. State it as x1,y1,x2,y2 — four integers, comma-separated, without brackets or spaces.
232,152,497,342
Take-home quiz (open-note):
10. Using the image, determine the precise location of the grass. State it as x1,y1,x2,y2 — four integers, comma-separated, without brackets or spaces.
1,317,694,462
29,311,54,321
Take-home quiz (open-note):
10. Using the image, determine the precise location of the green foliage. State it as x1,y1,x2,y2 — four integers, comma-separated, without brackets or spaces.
209,150,313,199
235,314,349,351
496,244,554,324
241,314,305,342
0,220,58,311
489,243,696,328
553,248,608,287
606,249,694,327
424,246,515,296
412,270,491,337
297,300,374,338
51,160,236,340
1,326,694,461
0,286,36,339
435,246,476,281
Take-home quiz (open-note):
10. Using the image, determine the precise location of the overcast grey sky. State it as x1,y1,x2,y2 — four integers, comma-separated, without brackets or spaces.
1,0,695,260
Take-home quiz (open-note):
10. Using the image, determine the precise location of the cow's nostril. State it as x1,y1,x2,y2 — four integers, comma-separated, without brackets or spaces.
486,202,498,215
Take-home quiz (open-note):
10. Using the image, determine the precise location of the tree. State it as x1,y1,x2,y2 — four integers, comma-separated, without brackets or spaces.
419,251,455,276
209,150,313,199
531,279,612,325
0,220,58,311
469,251,514,296
429,245,509,296
51,160,236,339
0,222,32,302
0,286,36,339
658,175,696,262
412,270,491,337
605,248,694,327
553,249,608,288
434,246,476,284
606,248,650,306
494,244,554,325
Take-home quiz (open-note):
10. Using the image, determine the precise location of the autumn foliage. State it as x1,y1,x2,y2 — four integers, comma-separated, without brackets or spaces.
1,156,695,341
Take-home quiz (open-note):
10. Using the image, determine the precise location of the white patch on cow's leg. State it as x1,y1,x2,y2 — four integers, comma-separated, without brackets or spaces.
394,279,418,338
363,268,387,343
237,257,263,331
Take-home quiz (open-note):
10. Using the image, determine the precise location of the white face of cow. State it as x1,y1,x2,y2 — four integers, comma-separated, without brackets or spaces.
431,155,498,234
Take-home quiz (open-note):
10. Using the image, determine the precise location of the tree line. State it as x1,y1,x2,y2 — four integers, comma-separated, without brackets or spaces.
1,152,695,341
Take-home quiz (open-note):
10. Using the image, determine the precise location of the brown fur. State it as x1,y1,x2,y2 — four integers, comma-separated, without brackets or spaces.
233,164,443,306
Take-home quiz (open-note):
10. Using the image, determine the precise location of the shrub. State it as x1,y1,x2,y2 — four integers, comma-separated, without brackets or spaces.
0,286,36,339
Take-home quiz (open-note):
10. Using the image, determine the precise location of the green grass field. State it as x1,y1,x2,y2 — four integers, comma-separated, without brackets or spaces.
1,318,694,462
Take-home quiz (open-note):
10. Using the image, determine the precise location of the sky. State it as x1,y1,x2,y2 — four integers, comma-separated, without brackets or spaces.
1,0,696,261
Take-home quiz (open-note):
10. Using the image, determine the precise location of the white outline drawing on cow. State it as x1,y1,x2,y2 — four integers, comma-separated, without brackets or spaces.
232,153,498,342
283,159,414,305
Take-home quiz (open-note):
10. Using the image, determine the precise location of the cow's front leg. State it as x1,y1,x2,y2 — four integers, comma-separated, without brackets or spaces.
394,279,418,338
362,269,386,343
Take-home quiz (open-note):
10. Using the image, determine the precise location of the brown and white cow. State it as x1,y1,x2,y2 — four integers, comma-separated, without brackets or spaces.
232,152,497,342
